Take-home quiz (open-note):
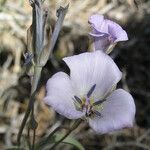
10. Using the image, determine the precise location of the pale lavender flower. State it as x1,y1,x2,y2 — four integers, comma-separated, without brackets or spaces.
89,14,128,53
44,51,135,134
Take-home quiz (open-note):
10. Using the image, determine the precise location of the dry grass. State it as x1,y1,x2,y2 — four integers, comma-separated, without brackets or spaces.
0,0,150,149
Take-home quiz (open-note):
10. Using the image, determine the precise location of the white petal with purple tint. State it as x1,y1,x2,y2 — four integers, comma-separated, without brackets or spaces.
93,37,111,51
63,51,122,100
89,14,108,34
44,72,84,119
106,20,128,42
89,89,135,134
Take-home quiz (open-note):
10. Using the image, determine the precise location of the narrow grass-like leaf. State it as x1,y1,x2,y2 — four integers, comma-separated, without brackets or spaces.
51,133,85,150
5,146,21,150
49,4,69,55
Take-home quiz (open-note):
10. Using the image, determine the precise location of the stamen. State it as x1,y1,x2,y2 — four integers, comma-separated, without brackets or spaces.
73,89,105,119
74,96,82,104
87,84,96,98
93,110,102,117
93,99,106,106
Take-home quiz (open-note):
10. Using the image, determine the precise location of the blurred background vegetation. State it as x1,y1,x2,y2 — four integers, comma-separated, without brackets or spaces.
0,0,150,149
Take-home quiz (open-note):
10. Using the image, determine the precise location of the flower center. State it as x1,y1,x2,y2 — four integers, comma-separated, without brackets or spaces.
73,84,106,118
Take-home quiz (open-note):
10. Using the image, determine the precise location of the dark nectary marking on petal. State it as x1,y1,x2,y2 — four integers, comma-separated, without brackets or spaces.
74,96,82,104
87,84,96,98
93,99,106,106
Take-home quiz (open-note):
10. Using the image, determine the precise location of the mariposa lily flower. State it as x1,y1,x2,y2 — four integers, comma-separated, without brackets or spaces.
89,14,128,53
44,51,135,134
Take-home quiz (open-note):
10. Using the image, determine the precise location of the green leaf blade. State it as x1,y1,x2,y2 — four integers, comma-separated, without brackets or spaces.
52,133,85,150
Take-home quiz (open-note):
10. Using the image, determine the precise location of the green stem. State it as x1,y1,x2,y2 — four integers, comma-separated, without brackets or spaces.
31,103,36,150
31,66,42,94
17,66,42,145
27,128,32,150
32,129,36,150
35,126,69,149
49,119,82,150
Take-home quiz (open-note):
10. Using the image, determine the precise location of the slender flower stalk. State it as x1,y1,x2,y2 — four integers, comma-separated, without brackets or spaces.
49,119,82,150
35,126,69,149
